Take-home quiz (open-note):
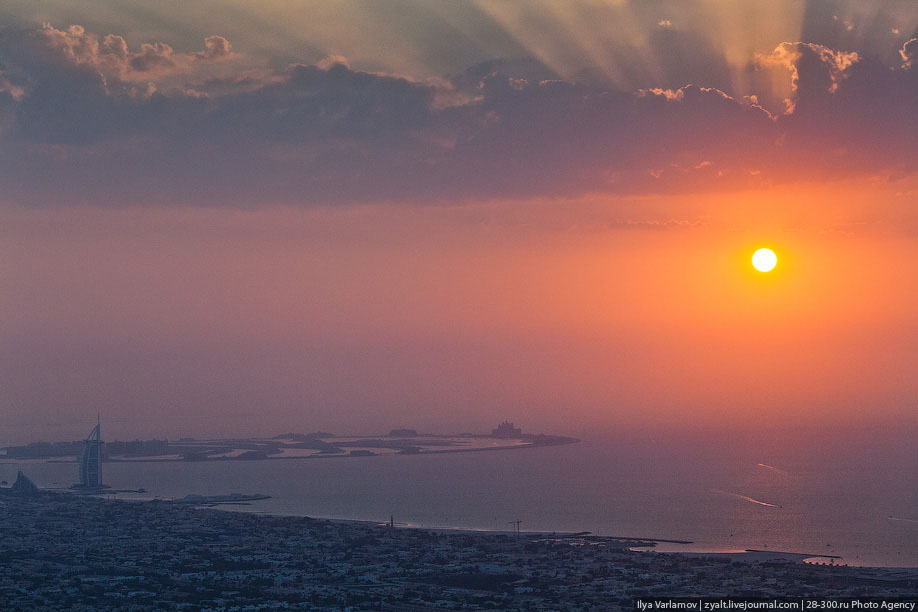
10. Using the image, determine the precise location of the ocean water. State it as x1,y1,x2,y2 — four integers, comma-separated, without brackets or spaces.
4,434,917,568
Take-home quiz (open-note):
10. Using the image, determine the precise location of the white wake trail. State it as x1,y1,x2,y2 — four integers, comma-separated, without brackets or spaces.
715,490,781,508
756,463,789,476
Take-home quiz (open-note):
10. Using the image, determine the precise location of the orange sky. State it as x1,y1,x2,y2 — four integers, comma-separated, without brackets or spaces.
2,179,915,443
0,2,916,443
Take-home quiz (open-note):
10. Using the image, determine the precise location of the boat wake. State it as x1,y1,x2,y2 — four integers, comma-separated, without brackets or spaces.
888,516,918,524
715,490,781,508
756,463,789,476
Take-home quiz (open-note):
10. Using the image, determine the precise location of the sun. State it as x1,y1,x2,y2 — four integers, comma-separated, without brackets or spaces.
752,248,777,272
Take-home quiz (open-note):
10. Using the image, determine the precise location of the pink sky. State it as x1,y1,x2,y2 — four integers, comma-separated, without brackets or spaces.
0,2,916,443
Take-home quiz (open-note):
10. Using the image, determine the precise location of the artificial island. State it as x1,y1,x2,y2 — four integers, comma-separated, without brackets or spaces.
2,420,578,465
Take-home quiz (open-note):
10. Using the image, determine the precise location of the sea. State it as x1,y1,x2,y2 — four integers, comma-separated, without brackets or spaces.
3,432,917,568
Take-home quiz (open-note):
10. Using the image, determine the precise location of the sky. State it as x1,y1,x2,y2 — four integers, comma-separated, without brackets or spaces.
1,1,916,444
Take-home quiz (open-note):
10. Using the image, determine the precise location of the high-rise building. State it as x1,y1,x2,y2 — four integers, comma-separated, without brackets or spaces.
78,417,103,488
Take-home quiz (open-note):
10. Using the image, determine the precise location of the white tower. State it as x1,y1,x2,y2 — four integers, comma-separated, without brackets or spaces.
78,415,103,487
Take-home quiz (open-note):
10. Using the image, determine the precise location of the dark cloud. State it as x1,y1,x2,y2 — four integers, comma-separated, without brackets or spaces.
0,23,916,206
772,40,918,177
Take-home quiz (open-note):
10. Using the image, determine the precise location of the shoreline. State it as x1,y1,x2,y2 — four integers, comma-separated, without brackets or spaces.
6,438,917,571
29,487,916,570
315,514,691,546
32,488,915,570
6,493,918,609
197,502,914,570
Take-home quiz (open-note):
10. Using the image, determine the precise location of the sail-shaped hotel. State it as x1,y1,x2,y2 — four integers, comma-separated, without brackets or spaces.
77,417,103,488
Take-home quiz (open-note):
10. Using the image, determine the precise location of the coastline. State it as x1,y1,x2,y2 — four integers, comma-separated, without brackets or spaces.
199,504,910,570
316,515,690,547
20,486,918,572
4,491,918,611
30,482,914,570
5,436,917,570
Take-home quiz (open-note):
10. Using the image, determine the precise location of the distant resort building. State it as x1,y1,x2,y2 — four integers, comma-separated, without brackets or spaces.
492,421,522,438
2,470,41,497
76,418,104,488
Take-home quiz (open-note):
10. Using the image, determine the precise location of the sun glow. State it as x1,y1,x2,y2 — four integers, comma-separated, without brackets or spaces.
752,247,777,272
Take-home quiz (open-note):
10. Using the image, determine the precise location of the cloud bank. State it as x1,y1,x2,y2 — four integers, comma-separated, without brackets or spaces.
0,24,916,206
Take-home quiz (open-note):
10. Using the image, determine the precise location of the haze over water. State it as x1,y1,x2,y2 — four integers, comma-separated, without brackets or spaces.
7,429,916,568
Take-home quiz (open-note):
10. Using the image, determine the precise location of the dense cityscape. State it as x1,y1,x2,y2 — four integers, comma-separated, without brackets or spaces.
1,490,916,611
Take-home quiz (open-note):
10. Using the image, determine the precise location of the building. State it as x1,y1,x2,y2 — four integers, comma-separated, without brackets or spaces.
77,417,103,488
12,470,40,496
492,421,522,438
0,470,41,497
